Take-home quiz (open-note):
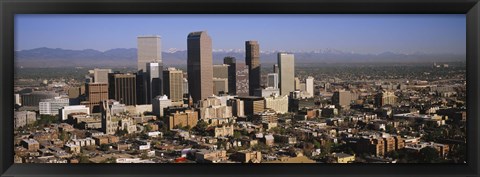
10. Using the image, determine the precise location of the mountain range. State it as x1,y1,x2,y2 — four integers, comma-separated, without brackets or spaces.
15,47,465,68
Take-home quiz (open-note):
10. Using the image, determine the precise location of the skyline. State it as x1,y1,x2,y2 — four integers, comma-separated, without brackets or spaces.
15,14,466,55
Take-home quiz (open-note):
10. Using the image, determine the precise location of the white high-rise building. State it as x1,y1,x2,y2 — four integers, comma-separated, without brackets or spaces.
39,97,70,115
264,94,289,114
306,76,314,98
137,36,162,73
267,73,279,89
146,62,163,103
152,95,172,118
278,53,295,96
59,105,90,121
93,68,112,83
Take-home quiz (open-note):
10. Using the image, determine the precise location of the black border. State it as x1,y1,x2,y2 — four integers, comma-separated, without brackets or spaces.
1,0,479,177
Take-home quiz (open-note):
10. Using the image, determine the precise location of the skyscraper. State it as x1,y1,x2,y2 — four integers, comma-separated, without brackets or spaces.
273,64,279,74
224,57,237,95
332,90,352,108
278,53,295,96
306,76,314,98
246,41,261,96
224,57,249,96
187,31,213,103
108,73,137,105
267,73,279,89
163,67,184,104
137,36,162,73
146,62,163,104
83,83,109,113
93,68,112,83
137,35,162,105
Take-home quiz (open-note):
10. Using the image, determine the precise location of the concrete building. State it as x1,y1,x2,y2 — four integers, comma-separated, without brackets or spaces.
39,97,69,115
273,64,279,73
195,149,227,163
227,98,245,117
375,91,397,108
137,36,162,73
267,73,279,89
305,76,314,98
233,151,262,163
152,95,172,118
101,100,117,135
237,96,265,116
188,31,213,103
14,93,21,106
21,91,59,107
83,83,109,113
93,68,112,83
254,87,280,98
246,41,261,96
213,64,229,79
294,77,301,91
59,105,90,121
163,67,184,104
331,153,355,163
278,53,295,96
14,111,36,128
213,125,234,137
21,139,40,151
264,94,289,114
213,78,229,95
146,62,163,104
108,73,137,105
167,109,199,130
224,56,249,96
332,90,352,108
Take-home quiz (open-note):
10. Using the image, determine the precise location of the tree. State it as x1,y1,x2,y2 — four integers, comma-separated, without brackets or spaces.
419,147,440,163
233,131,242,139
79,155,90,163
115,129,128,137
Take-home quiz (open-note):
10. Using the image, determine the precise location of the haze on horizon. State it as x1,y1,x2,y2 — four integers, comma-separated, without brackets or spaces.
15,14,466,55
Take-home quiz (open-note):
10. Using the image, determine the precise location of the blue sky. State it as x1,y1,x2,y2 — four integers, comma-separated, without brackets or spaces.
15,14,465,54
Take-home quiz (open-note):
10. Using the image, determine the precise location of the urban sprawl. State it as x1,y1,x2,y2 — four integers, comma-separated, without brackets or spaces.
14,31,466,164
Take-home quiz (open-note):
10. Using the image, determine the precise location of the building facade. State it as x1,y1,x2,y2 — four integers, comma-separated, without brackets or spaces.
246,41,261,96
187,31,213,103
108,73,137,106
278,53,295,96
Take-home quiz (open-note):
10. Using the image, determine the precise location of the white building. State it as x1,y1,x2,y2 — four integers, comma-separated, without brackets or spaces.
254,87,280,98
267,73,279,89
305,76,314,98
264,94,289,114
39,97,70,115
152,95,172,117
278,53,295,96
59,105,90,121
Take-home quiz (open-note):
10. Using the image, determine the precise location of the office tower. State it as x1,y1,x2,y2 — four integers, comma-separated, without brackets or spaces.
245,41,261,96
213,64,229,79
273,64,279,74
152,95,172,118
224,57,249,96
146,62,163,104
93,68,112,83
224,57,237,95
108,73,137,106
237,96,265,116
39,97,69,115
375,91,397,108
183,78,189,95
294,77,301,91
267,73,279,89
306,76,314,98
213,78,229,95
163,68,184,104
332,90,352,108
278,53,295,96
187,31,213,103
82,83,108,113
137,36,162,73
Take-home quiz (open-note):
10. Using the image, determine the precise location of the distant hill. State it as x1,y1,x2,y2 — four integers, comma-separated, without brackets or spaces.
15,47,465,68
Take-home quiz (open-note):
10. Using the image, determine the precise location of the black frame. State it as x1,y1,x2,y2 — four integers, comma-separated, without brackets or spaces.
1,0,479,177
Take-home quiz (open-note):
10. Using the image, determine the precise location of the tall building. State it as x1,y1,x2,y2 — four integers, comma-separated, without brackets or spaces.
294,77,301,91
93,68,112,83
332,90,352,108
224,57,249,96
278,53,295,96
305,76,314,98
213,78,229,95
163,67,184,104
246,41,261,96
213,64,229,79
152,95,172,118
108,73,137,106
187,31,213,103
137,36,162,73
273,64,279,74
267,73,279,89
227,98,245,117
146,62,163,104
83,83,109,113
